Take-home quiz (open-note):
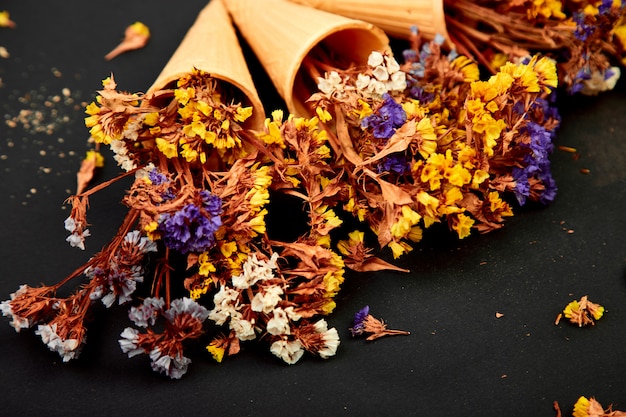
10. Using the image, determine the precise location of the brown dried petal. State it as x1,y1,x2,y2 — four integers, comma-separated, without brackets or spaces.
346,256,409,273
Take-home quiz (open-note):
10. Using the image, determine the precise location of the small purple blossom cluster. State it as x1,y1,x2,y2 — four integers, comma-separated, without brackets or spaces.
377,153,412,176
64,216,91,251
147,167,176,201
361,93,407,139
349,305,370,336
158,190,222,254
573,0,616,42
513,121,558,205
402,27,448,102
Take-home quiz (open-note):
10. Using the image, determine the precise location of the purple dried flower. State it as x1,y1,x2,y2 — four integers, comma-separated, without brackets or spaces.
402,49,418,63
361,94,406,140
200,190,222,214
531,97,561,128
148,168,168,185
512,168,530,205
538,172,558,204
513,122,557,205
158,191,222,254
598,0,613,15
512,101,526,116
573,12,594,42
377,153,412,175
527,122,554,159
408,85,435,103
147,167,176,201
349,305,370,336
568,68,592,95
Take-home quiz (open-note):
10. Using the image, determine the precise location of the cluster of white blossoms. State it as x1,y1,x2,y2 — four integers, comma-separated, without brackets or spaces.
208,253,300,343
0,285,33,332
107,115,145,171
207,252,340,365
317,70,346,97
316,50,406,100
64,216,91,250
35,323,83,362
356,51,406,96
110,139,137,172
119,297,210,379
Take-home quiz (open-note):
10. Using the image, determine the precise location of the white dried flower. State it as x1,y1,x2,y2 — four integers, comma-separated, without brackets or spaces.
209,286,241,325
250,285,283,314
367,51,384,67
35,323,83,362
119,327,144,358
231,253,278,289
581,66,621,96
66,228,91,250
385,55,400,73
163,297,209,323
388,71,407,92
270,338,304,365
149,348,191,379
372,65,389,81
0,285,31,332
313,319,340,359
229,317,256,341
266,307,291,336
124,230,158,254
317,71,344,95
356,73,371,91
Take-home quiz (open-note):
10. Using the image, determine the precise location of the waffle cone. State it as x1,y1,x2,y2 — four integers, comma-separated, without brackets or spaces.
224,0,390,116
149,0,265,129
288,0,449,45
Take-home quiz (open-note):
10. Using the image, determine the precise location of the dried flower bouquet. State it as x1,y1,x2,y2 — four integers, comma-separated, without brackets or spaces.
444,0,626,95
2,10,565,378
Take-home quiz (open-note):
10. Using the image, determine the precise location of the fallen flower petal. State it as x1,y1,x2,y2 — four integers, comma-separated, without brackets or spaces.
105,22,150,61
0,11,16,28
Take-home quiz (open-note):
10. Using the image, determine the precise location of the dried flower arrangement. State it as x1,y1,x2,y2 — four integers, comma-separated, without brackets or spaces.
292,0,626,95
444,0,626,95
0,0,620,381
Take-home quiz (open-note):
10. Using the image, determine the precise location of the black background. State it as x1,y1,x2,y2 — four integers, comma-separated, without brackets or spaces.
0,1,625,416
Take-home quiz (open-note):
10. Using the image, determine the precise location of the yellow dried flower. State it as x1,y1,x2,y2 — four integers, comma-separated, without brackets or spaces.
562,295,605,327
207,342,225,363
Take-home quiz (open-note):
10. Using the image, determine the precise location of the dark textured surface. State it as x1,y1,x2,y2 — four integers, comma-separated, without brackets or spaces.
1,1,625,416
